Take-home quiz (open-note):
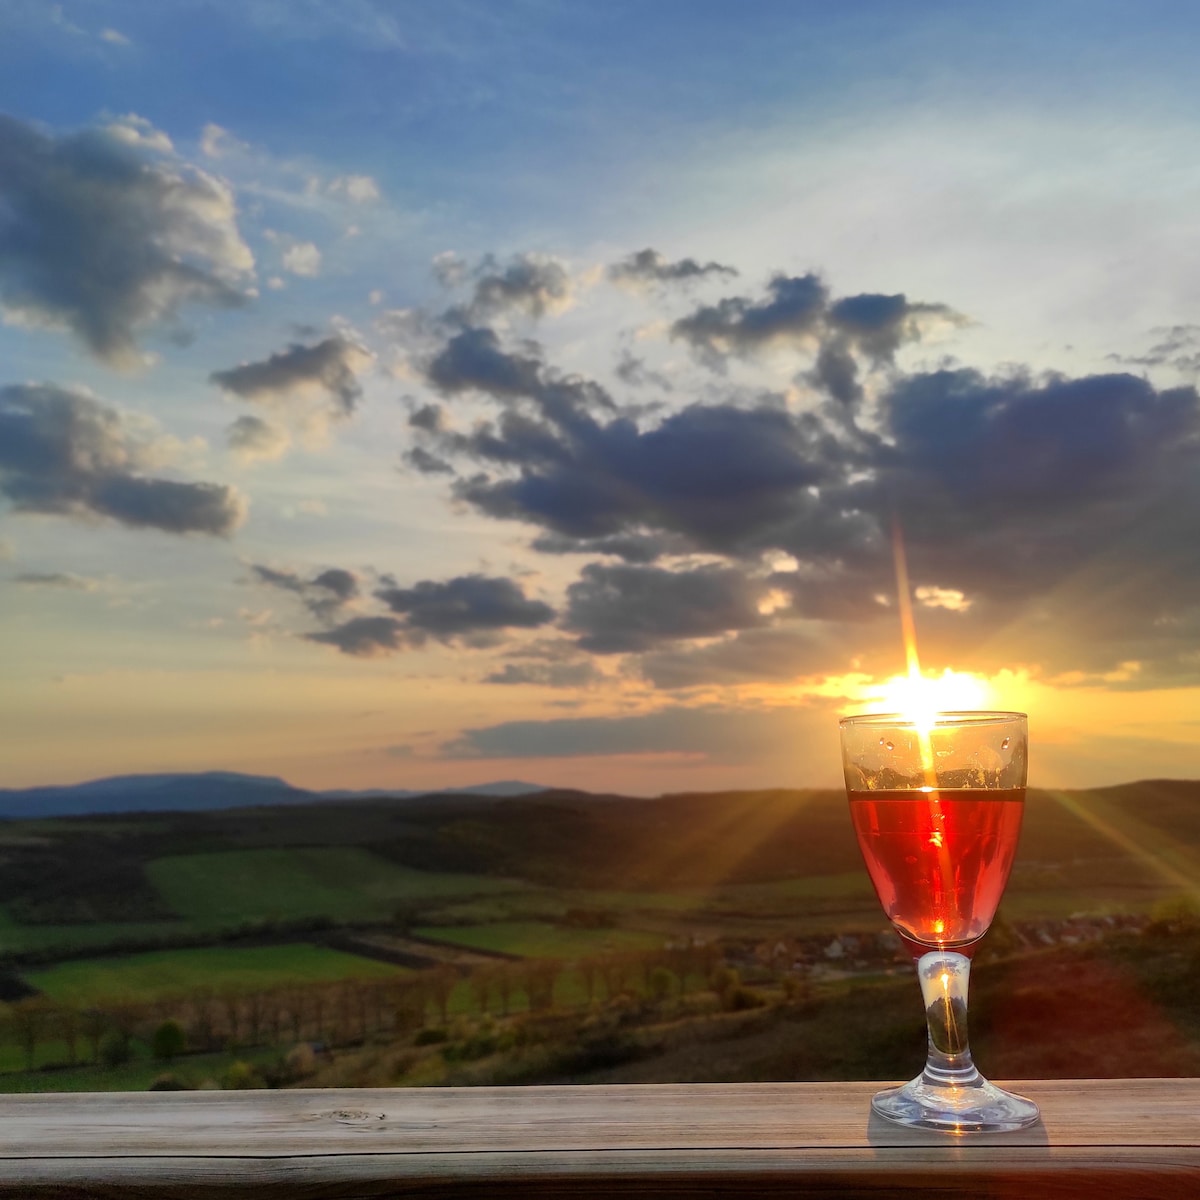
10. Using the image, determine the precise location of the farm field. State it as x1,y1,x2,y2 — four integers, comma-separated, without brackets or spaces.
24,943,407,1006
414,920,666,959
146,848,521,925
0,906,185,956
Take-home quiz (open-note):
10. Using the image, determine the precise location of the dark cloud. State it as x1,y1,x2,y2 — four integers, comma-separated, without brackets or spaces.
226,414,288,462
425,325,615,426
530,531,677,564
464,254,571,321
0,383,245,536
608,248,737,289
305,616,407,658
0,113,252,367
484,661,603,687
442,396,865,560
408,403,447,433
880,369,1198,516
827,293,960,364
377,573,554,640
806,293,965,407
442,702,838,769
1107,325,1200,373
615,350,673,391
564,562,777,653
251,562,359,621
11,572,98,591
671,273,828,364
405,268,1200,691
210,336,371,417
639,625,836,690
404,446,455,475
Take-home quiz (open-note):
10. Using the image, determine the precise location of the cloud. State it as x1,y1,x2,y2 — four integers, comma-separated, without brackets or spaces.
432,252,469,288
484,661,604,687
463,254,573,321
226,414,290,462
442,701,836,764
251,562,359,621
265,565,555,658
638,626,835,690
808,292,966,407
0,113,253,367
615,349,673,391
0,383,246,536
429,385,858,560
671,273,828,364
608,247,738,289
199,123,250,159
397,261,1200,690
327,174,382,204
281,242,322,277
11,572,100,591
211,336,373,425
403,445,455,475
99,28,131,46
306,615,407,657
563,562,779,653
1108,325,1200,376
377,573,555,640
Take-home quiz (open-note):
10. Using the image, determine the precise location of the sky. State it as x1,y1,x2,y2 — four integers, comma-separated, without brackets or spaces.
2,0,1200,794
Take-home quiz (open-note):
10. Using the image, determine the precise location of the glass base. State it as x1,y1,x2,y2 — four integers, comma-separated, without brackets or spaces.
872,1071,1041,1133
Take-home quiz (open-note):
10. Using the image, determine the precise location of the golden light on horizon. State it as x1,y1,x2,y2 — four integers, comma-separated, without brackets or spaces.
868,668,994,727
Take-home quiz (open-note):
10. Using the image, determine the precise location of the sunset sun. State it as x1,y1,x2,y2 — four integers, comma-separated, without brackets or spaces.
867,669,994,728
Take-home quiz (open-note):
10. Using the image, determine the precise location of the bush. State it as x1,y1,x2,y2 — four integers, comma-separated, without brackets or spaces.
723,985,765,1012
148,1073,190,1091
647,967,676,1001
221,1060,264,1090
414,1027,449,1046
152,1019,186,1063
284,1043,317,1080
99,1029,132,1069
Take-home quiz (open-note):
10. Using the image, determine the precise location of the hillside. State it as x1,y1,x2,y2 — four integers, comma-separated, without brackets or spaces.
0,780,1195,937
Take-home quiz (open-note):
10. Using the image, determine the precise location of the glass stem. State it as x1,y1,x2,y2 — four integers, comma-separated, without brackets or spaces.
916,950,981,1087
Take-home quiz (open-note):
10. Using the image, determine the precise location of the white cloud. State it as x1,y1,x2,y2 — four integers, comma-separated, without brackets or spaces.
199,122,249,159
103,114,173,154
328,174,381,204
99,28,131,46
282,242,322,277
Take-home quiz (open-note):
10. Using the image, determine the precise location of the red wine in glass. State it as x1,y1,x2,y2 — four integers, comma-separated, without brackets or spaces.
838,711,1039,1132
848,786,1025,958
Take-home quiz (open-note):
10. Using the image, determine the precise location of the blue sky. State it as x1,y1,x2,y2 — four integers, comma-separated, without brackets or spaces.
3,1,1200,792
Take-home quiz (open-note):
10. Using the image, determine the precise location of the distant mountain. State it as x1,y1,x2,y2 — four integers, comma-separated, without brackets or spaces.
319,780,548,801
0,773,551,819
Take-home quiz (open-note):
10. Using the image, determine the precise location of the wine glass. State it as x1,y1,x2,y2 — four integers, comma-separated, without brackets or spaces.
839,710,1040,1132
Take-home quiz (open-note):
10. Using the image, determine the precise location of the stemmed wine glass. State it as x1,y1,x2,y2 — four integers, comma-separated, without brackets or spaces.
839,710,1040,1132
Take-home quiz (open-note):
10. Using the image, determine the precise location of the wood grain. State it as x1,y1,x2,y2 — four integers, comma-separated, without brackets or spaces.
0,1080,1194,1198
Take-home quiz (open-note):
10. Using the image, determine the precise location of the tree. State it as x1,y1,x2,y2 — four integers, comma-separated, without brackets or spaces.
10,998,46,1071
152,1019,186,1063
81,1008,108,1065
427,967,457,1025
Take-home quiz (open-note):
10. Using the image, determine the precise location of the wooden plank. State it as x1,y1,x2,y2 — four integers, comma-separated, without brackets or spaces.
0,1080,1193,1198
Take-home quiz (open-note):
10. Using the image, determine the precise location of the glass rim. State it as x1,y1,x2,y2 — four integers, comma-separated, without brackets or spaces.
838,709,1026,728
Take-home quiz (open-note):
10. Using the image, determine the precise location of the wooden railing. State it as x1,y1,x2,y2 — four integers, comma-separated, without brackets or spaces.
1,1079,1197,1197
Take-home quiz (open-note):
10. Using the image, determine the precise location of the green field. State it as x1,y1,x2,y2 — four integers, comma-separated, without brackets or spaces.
0,906,185,956
415,921,666,959
146,848,520,925
24,943,407,1005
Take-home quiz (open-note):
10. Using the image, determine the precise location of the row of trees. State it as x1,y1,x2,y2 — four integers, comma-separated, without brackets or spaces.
0,943,733,1073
